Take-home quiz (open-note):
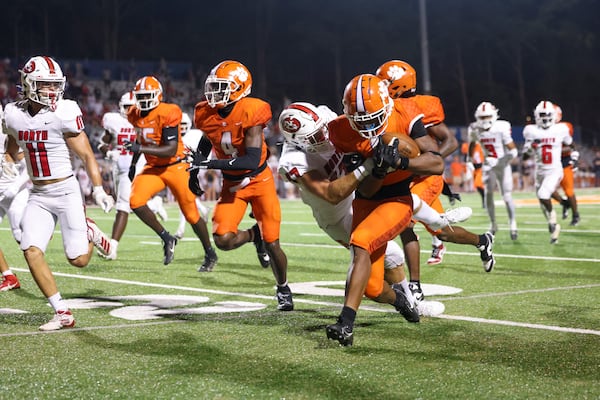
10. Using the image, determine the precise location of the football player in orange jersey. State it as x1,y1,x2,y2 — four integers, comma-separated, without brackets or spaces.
126,76,217,269
550,104,580,226
324,73,444,346
189,60,293,311
376,60,495,301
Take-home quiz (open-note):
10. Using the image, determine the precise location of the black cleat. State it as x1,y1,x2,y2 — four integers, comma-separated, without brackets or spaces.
561,200,570,220
570,214,580,226
163,235,178,265
251,224,271,268
276,286,294,311
409,281,425,302
392,284,420,323
478,232,495,272
197,252,218,272
326,321,354,346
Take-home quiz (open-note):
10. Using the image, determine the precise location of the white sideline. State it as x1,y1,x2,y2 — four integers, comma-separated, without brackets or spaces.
3,269,600,337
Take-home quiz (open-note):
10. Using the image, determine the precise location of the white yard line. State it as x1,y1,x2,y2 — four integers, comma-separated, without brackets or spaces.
4,269,600,337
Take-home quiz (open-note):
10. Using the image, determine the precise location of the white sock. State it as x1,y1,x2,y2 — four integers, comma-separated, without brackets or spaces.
431,236,443,247
48,292,68,312
2,269,14,277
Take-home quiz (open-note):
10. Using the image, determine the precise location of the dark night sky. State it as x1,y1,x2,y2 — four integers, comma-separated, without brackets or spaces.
3,0,600,145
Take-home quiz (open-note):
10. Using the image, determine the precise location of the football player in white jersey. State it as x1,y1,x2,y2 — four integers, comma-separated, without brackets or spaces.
174,112,210,241
468,102,519,239
522,100,573,244
3,56,115,330
0,104,28,291
277,102,466,317
97,91,143,259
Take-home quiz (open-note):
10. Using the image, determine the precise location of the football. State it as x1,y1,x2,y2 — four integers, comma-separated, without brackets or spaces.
381,132,421,158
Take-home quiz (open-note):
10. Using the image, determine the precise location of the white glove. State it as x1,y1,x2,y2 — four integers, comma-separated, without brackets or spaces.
92,186,114,213
570,150,580,161
0,159,19,179
485,157,498,168
105,149,120,162
2,183,20,202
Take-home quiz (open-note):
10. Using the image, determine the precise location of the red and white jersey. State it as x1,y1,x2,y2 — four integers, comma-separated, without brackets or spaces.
468,119,514,160
3,99,85,181
523,123,572,174
182,128,205,155
279,141,350,227
102,112,137,173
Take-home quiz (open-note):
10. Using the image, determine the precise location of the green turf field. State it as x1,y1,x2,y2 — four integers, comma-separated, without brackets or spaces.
1,189,599,399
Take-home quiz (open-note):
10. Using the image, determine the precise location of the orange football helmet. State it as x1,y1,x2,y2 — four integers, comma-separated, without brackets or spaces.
554,104,563,123
375,60,417,99
343,74,393,139
204,60,252,108
133,76,163,111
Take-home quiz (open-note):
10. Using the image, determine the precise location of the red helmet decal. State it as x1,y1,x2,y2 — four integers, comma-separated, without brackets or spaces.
22,60,36,74
282,116,301,133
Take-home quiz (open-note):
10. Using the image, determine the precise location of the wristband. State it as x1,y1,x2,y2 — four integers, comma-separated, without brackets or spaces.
352,165,369,181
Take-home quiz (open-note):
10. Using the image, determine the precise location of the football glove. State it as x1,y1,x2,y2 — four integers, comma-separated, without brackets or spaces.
122,139,141,155
92,186,114,213
188,171,205,196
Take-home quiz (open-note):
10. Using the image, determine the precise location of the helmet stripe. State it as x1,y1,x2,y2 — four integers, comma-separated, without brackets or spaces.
356,75,365,113
289,104,319,122
42,56,56,75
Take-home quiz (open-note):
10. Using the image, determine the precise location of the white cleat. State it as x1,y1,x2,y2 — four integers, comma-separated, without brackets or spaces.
417,300,446,317
444,206,473,225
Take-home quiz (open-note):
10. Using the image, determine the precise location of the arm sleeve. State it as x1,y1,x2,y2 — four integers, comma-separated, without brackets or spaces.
207,146,262,170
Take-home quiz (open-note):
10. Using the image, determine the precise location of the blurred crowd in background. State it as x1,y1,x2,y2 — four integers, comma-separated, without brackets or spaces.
2,58,600,205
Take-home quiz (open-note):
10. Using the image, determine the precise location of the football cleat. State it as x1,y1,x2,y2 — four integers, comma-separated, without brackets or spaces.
251,224,271,268
443,206,473,225
417,300,446,317
86,217,112,256
326,321,354,346
391,283,420,323
197,251,218,272
478,232,495,272
409,281,425,302
561,200,570,220
163,235,178,265
276,286,294,311
427,244,446,265
510,230,518,241
98,239,118,260
0,274,20,291
39,310,75,331
570,214,580,226
550,223,561,244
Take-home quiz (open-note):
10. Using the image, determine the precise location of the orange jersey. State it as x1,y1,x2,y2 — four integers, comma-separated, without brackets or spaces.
194,97,271,180
128,102,184,167
412,95,445,128
560,121,575,158
328,101,422,190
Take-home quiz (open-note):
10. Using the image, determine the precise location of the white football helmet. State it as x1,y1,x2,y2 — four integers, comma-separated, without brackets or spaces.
534,100,556,129
118,91,135,118
279,102,334,153
20,56,66,109
180,112,192,136
474,102,498,130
